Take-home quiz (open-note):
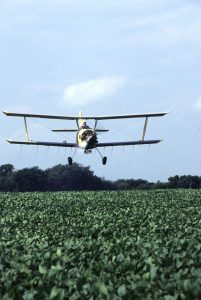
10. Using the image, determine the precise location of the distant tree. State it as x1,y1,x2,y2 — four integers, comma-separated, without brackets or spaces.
114,179,151,190
101,179,115,190
0,164,14,176
13,167,47,192
0,163,200,192
46,163,106,191
113,179,129,190
168,175,180,188
168,175,201,189
151,181,168,189
189,176,201,189
0,164,15,191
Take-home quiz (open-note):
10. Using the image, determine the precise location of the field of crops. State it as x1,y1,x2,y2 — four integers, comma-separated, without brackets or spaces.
1,190,201,299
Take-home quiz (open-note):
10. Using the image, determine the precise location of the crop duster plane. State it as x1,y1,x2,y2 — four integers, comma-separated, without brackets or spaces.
3,111,168,165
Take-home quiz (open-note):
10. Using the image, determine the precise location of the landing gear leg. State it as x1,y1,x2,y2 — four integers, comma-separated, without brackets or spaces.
102,157,107,165
68,148,77,165
96,148,107,165
68,157,73,165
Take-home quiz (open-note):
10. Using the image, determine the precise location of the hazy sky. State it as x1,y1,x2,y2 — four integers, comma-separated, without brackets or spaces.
0,0,201,181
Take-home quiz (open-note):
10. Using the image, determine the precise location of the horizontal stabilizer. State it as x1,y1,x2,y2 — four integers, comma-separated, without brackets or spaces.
96,129,109,132
52,129,78,132
52,129,109,132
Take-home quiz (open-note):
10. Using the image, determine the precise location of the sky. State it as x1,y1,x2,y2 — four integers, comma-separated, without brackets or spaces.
0,0,201,182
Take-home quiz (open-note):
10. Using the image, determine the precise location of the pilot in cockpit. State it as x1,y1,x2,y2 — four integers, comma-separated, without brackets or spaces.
81,121,89,129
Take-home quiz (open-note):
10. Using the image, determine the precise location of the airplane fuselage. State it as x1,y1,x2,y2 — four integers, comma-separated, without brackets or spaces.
76,127,98,152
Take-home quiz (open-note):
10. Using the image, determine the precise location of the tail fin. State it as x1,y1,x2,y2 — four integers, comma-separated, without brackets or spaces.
78,110,86,127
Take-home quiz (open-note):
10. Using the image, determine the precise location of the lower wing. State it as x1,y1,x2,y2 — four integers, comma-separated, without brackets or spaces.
7,140,77,148
96,140,162,147
6,139,161,148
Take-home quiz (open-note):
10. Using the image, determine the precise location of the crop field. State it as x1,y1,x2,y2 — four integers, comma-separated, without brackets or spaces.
1,190,201,300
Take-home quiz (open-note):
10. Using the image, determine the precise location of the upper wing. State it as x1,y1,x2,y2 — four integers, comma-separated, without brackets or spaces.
3,111,169,120
87,112,168,120
7,140,77,148
96,140,162,147
3,111,77,120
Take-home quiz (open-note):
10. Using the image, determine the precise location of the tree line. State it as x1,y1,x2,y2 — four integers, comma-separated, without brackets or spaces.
0,164,200,192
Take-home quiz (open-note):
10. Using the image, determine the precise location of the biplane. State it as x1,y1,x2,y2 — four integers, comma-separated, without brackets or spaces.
3,111,168,165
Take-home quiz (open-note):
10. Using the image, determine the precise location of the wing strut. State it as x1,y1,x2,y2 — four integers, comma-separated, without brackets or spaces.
94,120,98,130
24,117,29,142
141,117,148,141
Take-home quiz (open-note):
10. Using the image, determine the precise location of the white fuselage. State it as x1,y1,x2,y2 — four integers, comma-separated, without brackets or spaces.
76,127,98,151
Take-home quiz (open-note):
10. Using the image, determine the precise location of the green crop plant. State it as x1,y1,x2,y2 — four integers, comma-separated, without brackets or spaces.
0,190,201,299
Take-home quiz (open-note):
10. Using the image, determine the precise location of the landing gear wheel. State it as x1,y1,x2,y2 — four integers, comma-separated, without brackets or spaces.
68,157,73,165
102,157,107,165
